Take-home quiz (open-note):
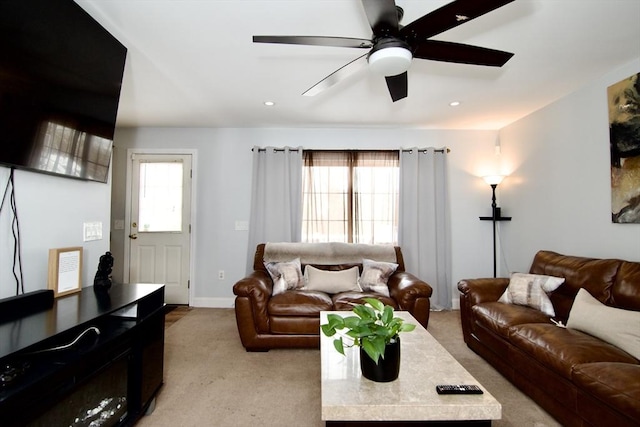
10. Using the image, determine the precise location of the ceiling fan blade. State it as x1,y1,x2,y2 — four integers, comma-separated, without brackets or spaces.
302,54,368,97
253,35,372,49
385,72,407,102
361,0,399,36
413,40,513,66
401,0,515,40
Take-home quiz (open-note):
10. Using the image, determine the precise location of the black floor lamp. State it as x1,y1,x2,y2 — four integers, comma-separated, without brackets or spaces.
479,175,511,278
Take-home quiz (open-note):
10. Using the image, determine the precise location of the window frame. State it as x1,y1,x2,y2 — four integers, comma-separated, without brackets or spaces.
302,150,399,244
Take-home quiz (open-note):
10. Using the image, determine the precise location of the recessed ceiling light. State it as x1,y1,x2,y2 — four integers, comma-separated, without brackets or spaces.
449,101,461,107
264,101,275,106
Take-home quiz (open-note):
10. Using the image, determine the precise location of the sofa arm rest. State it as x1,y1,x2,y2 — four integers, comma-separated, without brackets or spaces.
233,271,273,297
457,278,509,344
233,271,273,334
388,272,433,329
457,278,509,306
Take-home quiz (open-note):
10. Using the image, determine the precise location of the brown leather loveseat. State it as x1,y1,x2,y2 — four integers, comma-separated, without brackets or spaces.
233,242,433,351
458,250,640,427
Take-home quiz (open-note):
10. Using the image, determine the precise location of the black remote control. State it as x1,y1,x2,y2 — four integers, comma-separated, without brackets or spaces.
436,385,483,395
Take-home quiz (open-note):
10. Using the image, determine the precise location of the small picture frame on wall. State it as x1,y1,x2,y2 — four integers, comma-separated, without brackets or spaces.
48,247,83,297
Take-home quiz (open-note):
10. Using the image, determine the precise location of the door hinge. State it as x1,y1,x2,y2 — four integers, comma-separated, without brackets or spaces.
189,224,191,233
190,169,192,179
187,280,190,289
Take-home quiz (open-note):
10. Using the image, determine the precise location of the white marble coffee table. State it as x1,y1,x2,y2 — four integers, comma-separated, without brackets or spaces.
320,311,501,426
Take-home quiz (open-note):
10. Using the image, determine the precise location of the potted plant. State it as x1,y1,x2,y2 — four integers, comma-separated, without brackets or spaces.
321,298,415,382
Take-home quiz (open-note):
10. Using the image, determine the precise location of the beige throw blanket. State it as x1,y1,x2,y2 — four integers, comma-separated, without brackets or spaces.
263,242,397,265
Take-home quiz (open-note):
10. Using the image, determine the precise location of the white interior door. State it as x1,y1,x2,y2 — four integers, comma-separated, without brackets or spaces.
129,153,192,304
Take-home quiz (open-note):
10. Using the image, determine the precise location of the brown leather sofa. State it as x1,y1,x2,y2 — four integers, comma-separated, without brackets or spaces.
458,250,640,427
233,242,433,351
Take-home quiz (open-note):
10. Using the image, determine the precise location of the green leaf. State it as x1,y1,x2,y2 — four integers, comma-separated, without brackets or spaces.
321,314,346,337
382,305,393,324
353,304,376,320
326,314,345,329
400,323,416,332
333,337,345,355
371,335,387,358
320,323,336,337
364,298,384,312
361,338,380,364
343,316,361,329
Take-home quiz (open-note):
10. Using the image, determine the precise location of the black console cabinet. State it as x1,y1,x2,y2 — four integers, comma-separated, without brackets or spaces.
0,283,165,427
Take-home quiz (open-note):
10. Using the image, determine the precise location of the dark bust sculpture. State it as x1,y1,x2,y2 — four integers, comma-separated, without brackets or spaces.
94,251,114,291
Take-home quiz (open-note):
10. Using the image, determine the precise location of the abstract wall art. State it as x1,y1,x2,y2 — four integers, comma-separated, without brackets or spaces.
608,72,640,223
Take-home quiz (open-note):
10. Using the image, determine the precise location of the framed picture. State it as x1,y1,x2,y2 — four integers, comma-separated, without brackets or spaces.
608,72,640,223
48,247,83,297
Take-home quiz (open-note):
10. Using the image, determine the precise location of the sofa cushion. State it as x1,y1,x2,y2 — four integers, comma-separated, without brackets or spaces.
332,291,397,311
498,273,564,316
472,301,552,339
303,265,361,294
567,288,640,359
264,258,304,295
573,362,640,423
269,316,321,335
268,290,333,316
358,258,398,297
509,324,639,379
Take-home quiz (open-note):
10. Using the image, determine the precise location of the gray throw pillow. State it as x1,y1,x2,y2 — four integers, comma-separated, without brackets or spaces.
358,258,398,297
498,273,564,316
264,258,304,296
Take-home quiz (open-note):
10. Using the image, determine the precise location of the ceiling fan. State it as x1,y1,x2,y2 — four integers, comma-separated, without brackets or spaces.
254,0,515,102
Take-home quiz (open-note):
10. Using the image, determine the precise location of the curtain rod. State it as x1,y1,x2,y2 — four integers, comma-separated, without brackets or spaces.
252,148,450,153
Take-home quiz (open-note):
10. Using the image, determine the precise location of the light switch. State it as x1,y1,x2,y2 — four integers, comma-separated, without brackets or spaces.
235,220,249,231
114,219,125,230
83,221,103,242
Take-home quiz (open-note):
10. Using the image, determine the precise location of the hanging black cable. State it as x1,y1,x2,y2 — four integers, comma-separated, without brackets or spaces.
10,170,24,294
0,170,12,212
0,168,24,295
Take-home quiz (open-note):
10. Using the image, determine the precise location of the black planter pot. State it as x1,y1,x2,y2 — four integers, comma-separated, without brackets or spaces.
359,337,401,382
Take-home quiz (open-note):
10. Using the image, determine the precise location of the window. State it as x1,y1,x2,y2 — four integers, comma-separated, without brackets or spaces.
138,161,184,232
302,150,399,244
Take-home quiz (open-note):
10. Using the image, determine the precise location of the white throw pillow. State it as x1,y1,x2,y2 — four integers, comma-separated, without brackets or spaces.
303,265,361,294
567,288,640,359
498,273,565,316
264,258,304,296
358,259,399,297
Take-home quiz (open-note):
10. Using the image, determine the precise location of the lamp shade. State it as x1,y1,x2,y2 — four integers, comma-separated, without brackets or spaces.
368,47,412,76
483,175,505,186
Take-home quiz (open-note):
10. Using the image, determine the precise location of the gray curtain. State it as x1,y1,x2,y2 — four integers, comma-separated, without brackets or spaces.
246,146,303,273
398,147,452,310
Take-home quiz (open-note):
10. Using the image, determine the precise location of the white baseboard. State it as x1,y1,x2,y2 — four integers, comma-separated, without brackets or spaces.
190,297,235,308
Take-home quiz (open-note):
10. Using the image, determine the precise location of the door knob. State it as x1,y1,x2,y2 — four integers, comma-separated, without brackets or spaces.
129,233,138,239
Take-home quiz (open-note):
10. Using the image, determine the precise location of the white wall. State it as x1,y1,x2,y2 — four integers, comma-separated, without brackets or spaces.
0,167,112,299
112,127,502,307
498,58,640,273
113,59,640,308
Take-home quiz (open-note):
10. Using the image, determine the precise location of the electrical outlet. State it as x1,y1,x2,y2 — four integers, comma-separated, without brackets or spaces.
218,270,225,280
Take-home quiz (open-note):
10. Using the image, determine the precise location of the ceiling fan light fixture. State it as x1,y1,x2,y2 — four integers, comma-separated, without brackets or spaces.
368,47,412,77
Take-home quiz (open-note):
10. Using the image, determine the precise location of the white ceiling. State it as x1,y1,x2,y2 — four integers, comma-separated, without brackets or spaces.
76,0,640,130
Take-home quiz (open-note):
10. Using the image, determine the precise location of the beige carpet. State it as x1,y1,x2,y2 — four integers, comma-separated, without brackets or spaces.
136,309,561,427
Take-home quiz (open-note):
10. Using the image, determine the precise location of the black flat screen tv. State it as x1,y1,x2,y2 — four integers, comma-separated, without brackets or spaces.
0,0,127,183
